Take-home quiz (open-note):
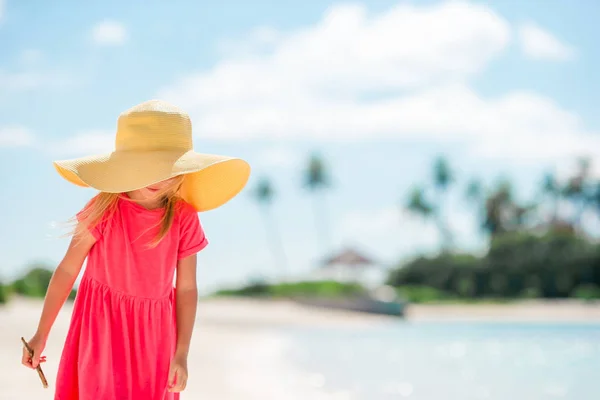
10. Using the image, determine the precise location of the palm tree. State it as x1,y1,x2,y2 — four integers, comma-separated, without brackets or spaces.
465,178,534,238
404,156,455,252
591,182,600,221
465,178,485,232
252,177,288,278
406,186,433,219
433,156,453,192
542,171,560,223
563,157,592,229
303,152,331,256
482,181,510,236
432,156,454,250
465,179,483,202
482,179,536,237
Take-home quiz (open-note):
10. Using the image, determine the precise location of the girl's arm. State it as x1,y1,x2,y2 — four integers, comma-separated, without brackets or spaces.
34,229,96,342
174,254,198,357
36,229,95,337
168,254,198,392
24,228,95,367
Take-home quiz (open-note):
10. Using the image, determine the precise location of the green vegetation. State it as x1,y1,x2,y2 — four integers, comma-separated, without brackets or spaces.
0,282,8,304
214,280,366,299
388,232,600,300
0,263,78,305
391,155,600,302
12,266,53,298
572,284,600,301
395,285,450,303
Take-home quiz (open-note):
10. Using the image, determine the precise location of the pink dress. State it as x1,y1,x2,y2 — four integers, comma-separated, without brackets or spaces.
54,196,208,400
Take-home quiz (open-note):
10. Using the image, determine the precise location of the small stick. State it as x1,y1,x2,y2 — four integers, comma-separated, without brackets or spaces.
20,337,48,388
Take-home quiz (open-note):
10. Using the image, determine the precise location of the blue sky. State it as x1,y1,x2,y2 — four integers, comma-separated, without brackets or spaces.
1,0,599,293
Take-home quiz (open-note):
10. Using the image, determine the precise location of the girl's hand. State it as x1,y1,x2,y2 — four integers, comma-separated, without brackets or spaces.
21,334,47,369
167,354,188,392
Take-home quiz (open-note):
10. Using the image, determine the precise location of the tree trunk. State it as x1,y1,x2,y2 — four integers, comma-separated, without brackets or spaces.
261,205,288,280
435,212,453,253
550,193,559,223
312,190,330,258
435,189,453,252
572,195,588,232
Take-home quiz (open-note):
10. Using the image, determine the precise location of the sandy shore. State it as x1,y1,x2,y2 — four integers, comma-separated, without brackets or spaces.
1,297,599,399
0,297,389,400
406,300,600,322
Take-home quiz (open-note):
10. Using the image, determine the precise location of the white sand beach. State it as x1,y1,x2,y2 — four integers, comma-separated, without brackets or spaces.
1,297,599,399
406,300,600,322
0,297,389,400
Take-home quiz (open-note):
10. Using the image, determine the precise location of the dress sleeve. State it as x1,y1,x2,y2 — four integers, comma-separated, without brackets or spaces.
76,198,105,240
178,206,208,260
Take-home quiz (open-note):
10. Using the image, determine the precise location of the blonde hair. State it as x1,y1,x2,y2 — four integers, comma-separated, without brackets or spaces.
75,175,186,247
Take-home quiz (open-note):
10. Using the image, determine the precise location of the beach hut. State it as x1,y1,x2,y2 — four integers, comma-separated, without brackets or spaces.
316,247,384,287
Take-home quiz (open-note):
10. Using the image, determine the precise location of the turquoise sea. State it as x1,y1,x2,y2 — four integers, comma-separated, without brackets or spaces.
284,322,600,399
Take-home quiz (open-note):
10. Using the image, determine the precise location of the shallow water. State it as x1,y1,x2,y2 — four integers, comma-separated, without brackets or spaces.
283,322,600,400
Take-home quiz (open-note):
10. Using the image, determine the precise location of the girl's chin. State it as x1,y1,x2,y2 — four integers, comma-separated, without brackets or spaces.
137,192,158,201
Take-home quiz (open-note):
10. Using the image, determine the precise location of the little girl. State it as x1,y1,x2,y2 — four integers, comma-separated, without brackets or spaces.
21,100,250,399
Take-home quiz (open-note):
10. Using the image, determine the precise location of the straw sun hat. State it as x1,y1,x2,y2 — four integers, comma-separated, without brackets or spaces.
53,100,251,212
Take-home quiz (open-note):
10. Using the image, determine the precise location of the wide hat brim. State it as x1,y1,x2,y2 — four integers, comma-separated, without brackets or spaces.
53,149,251,212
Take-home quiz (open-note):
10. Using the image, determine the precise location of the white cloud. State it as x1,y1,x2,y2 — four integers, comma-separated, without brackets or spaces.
159,1,510,117
156,1,596,166
518,22,575,61
0,126,34,147
52,130,114,157
92,20,127,46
